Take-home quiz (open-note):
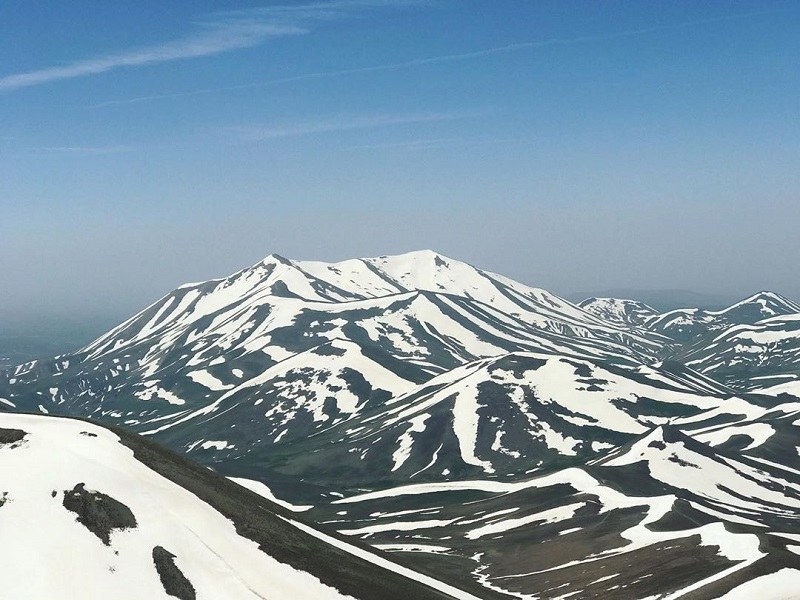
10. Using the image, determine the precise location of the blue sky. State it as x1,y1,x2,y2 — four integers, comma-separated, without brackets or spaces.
2,0,800,320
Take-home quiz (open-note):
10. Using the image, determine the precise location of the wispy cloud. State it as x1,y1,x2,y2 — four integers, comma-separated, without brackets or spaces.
212,0,424,23
0,24,301,94
226,111,480,141
0,0,415,93
91,7,788,109
345,135,525,150
36,145,134,155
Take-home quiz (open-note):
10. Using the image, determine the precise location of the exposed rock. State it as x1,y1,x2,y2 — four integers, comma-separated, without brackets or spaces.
152,546,196,600
62,483,137,545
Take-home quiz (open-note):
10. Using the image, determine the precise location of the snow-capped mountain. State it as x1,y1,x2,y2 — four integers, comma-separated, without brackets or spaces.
0,251,666,441
160,351,767,496
682,313,800,390
578,296,659,328
311,424,800,599
0,412,477,600
2,250,800,599
645,291,800,342
576,291,800,393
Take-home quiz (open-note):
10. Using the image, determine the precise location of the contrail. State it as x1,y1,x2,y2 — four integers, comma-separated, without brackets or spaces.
91,8,789,109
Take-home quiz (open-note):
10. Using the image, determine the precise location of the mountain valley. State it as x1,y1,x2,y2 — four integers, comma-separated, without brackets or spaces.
3,251,800,599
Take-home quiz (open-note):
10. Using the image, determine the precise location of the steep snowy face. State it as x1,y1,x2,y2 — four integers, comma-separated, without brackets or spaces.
298,250,577,318
0,413,475,600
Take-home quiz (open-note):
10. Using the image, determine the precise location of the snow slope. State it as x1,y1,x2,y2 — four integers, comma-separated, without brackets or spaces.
0,412,475,600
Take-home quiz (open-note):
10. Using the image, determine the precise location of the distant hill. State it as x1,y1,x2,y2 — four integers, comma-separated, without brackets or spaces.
0,315,120,366
566,288,737,311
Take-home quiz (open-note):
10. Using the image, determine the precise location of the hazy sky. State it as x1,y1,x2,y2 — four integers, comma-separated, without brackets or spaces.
2,0,799,323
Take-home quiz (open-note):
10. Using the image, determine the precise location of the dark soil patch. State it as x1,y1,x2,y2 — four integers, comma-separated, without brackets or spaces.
0,428,27,447
152,546,196,600
62,483,137,545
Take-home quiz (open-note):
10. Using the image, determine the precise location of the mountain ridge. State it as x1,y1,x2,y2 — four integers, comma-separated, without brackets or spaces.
0,411,481,600
3,249,800,598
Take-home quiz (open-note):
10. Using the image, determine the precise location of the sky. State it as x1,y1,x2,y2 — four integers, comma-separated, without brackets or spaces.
1,0,800,324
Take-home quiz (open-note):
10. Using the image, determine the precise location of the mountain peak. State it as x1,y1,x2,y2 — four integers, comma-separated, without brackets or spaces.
719,290,800,319
371,249,457,265
740,290,795,305
258,253,292,266
578,296,658,328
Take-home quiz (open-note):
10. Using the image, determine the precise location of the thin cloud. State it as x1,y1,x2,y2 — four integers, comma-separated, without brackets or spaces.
0,0,415,93
36,145,134,155
213,0,424,22
226,111,482,141
346,135,525,150
92,7,788,109
0,24,301,93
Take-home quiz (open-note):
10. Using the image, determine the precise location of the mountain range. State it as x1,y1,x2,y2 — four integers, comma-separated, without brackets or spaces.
2,250,800,599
